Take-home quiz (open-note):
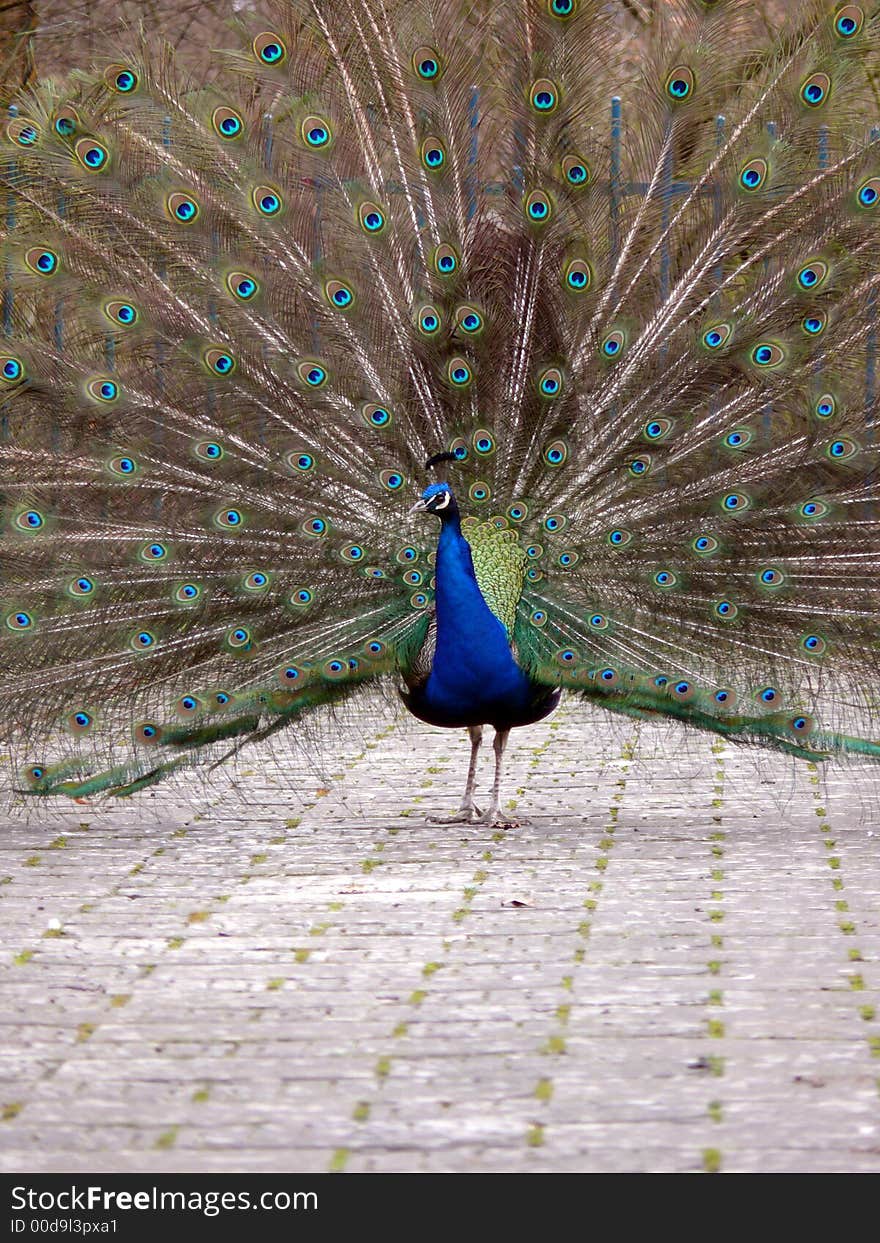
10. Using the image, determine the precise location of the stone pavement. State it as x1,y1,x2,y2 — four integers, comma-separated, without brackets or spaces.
0,697,878,1174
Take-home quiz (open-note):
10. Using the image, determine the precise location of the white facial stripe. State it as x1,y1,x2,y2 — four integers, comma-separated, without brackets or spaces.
433,492,451,510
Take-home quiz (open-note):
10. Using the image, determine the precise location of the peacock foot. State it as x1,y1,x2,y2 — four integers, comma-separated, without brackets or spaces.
429,805,484,824
479,810,523,829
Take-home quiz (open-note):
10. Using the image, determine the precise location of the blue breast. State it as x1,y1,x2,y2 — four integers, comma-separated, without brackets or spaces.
411,516,550,729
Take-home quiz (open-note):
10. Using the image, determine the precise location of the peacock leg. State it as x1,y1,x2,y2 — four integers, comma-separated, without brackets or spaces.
480,728,514,826
430,725,484,823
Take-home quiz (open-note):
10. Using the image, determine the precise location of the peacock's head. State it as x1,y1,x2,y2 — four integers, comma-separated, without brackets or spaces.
410,481,457,517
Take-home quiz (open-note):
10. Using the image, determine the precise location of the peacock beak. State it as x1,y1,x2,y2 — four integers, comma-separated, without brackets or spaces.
409,498,429,514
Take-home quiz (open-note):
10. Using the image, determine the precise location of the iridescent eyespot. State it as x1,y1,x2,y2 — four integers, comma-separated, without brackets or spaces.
364,639,386,658
628,455,651,477
13,508,45,532
301,115,332,149
447,357,473,387
173,582,202,605
6,117,40,147
524,190,552,223
557,648,578,665
140,541,169,562
723,427,752,449
53,106,79,138
280,665,303,685
538,368,563,398
297,361,327,387
413,46,443,80
215,508,244,529
530,79,558,113
721,491,750,512
105,64,138,93
421,138,447,170
290,588,313,607
402,569,423,586
410,592,429,608
287,450,316,473
607,528,632,548
691,534,719,555
456,305,484,335
758,567,785,588
800,72,830,108
365,566,387,579
526,543,543,558
597,666,619,686
543,513,566,533
241,571,271,592
303,516,327,536
665,65,695,101
69,576,95,597
589,614,609,631
798,498,829,520
549,0,577,17
473,429,495,456
856,177,879,209
758,686,779,705
653,570,677,588
176,695,202,716
713,600,738,620
341,544,366,563
204,348,236,376
75,137,109,171
104,300,138,326
226,271,259,301
702,322,732,350
834,5,864,37
194,440,224,462
797,260,828,291
557,550,578,568
814,393,836,419
644,418,673,441
24,247,59,277
789,714,814,735
358,202,386,233
526,567,543,583
564,259,592,292
108,454,137,477
561,155,591,187
801,313,826,336
326,279,355,310
714,689,736,708
227,626,251,650
213,691,233,708
167,191,199,223
6,610,34,630
826,437,858,460
362,403,392,428
434,243,459,275
253,32,287,65
1,356,24,383
671,681,695,702
469,481,491,503
396,547,418,564
448,437,469,461
507,503,528,522
134,722,162,744
380,469,406,491
418,305,442,335
542,439,567,466
801,633,827,655
750,342,785,367
212,106,244,139
86,378,119,403
601,330,626,359
739,158,768,191
252,186,282,216
530,609,547,627
131,629,156,651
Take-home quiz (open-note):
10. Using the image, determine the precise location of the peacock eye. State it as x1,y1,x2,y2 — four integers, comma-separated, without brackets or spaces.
167,191,199,222
421,138,446,170
434,243,459,275
1,356,24,383
226,271,259,300
447,357,473,387
104,299,138,326
6,117,40,146
358,202,387,233
204,348,236,376
561,155,591,187
524,189,552,223
530,79,559,113
380,469,406,491
800,72,830,108
601,330,626,358
665,65,695,101
542,439,567,466
252,186,282,216
253,32,287,65
834,5,864,38
362,403,392,428
856,177,879,209
713,600,738,620
413,46,443,80
105,64,138,93
75,138,109,171
326,279,355,309
814,393,836,419
538,368,563,398
564,258,592,291
212,106,244,139
549,0,577,16
86,378,119,402
750,342,785,368
24,247,59,277
739,158,768,191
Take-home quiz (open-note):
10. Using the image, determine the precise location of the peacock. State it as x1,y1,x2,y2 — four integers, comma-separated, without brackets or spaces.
1,0,879,826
